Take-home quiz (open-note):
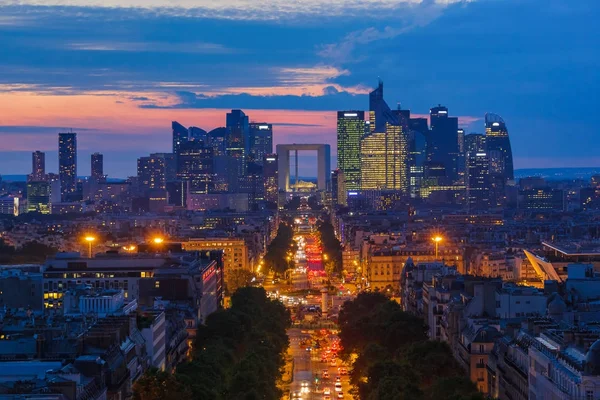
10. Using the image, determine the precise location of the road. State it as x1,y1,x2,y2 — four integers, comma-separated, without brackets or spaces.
286,328,352,400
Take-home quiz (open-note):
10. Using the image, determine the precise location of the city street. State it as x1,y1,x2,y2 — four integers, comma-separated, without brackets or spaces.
287,328,352,400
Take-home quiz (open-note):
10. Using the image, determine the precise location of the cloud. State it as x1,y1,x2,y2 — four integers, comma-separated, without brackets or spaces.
66,41,234,54
0,125,99,133
2,1,471,20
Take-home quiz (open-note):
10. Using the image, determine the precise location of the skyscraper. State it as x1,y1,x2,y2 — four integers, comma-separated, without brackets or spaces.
465,134,490,211
263,154,278,205
91,152,104,182
27,181,50,214
58,132,77,202
226,110,250,192
485,113,514,207
172,121,188,160
337,111,365,191
365,81,408,193
177,141,214,194
31,151,45,181
427,105,459,184
188,126,208,143
137,155,166,193
331,169,347,206
249,123,273,167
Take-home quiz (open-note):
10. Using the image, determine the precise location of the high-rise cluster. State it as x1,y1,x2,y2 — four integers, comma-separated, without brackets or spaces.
336,80,515,209
135,110,275,211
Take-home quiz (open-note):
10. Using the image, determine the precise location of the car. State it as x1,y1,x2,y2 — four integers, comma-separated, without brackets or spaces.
337,393,344,399
322,370,329,379
340,368,348,375
335,382,342,392
323,387,331,395
330,360,337,367
323,396,331,400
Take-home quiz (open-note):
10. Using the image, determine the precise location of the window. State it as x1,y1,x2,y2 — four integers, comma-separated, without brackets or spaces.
155,281,160,288
479,345,484,353
586,390,593,400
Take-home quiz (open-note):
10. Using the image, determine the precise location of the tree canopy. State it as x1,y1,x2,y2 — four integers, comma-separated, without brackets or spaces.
338,292,484,400
264,223,296,274
133,287,291,400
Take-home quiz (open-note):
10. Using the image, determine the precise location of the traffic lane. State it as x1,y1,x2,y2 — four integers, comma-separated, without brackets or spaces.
288,329,317,399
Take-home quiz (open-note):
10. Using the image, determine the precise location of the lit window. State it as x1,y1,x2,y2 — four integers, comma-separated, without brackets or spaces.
155,281,160,288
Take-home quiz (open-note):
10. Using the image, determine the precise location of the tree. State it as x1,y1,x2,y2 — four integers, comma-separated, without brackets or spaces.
226,269,255,295
424,377,485,400
133,369,192,400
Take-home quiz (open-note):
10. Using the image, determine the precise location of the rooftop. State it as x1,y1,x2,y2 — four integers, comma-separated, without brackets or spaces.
543,241,600,256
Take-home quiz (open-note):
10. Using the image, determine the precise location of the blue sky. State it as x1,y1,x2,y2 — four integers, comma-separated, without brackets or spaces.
0,0,598,177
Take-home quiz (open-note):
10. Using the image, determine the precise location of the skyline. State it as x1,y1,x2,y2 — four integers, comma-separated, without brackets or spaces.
0,0,598,177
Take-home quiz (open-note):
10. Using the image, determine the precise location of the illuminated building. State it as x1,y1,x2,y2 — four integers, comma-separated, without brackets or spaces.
0,196,19,216
331,169,347,206
27,181,50,214
31,150,46,181
188,126,207,142
91,152,104,182
177,141,214,194
426,106,459,184
182,238,249,285
360,123,407,191
249,123,273,166
137,154,167,192
58,132,77,202
465,134,490,210
226,109,249,192
263,154,278,204
337,111,365,190
518,188,565,211
485,113,515,207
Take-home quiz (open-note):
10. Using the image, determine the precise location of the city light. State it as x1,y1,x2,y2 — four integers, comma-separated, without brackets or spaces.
123,245,137,252
153,237,164,244
85,236,95,242
84,236,95,258
432,236,443,259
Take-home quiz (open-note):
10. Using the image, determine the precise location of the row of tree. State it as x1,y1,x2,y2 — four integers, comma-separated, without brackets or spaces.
338,292,484,400
0,239,57,264
317,220,342,275
134,287,292,400
264,222,296,274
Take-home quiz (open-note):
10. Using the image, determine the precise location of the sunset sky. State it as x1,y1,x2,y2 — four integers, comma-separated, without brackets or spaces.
0,0,597,177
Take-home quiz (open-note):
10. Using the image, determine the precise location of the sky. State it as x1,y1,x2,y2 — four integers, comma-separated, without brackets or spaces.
0,0,598,178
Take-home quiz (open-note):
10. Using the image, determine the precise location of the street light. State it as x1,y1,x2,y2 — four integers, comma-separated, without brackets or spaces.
153,237,164,244
432,236,443,259
84,236,95,258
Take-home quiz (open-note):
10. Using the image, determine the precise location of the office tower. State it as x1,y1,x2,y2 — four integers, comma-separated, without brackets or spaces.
172,121,188,160
58,132,77,202
427,105,459,184
177,141,214,194
337,111,365,191
153,153,177,182
207,127,227,156
465,134,490,210
137,155,166,193
245,162,264,210
263,154,278,204
91,152,104,182
188,126,208,143
360,126,405,191
31,151,45,181
485,113,514,207
365,81,408,193
226,110,250,192
249,123,273,167
456,128,466,185
331,169,347,206
27,181,50,214
407,129,427,198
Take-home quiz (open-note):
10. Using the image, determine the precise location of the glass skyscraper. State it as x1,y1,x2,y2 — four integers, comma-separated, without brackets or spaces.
337,111,365,191
172,121,188,160
465,134,490,210
427,105,459,184
485,113,514,207
91,152,104,182
249,122,273,167
31,151,45,182
177,141,214,194
58,132,77,202
226,109,249,192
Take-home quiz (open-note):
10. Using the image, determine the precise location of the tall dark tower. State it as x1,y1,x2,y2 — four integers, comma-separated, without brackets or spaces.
58,132,77,202
485,113,514,207
91,152,104,182
226,109,249,192
465,134,490,211
427,105,459,184
249,122,273,167
31,151,46,181
172,121,188,161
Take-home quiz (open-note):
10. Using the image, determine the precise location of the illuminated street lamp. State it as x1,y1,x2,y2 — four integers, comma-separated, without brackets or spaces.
432,236,443,259
84,236,95,258
153,237,164,244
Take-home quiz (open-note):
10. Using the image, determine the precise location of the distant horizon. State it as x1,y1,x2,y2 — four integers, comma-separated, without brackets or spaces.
2,166,599,183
